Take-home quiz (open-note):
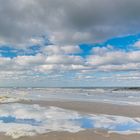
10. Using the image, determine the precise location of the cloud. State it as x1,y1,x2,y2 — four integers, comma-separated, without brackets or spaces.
1,0,140,46
43,45,82,55
134,40,140,48
15,54,45,66
87,50,140,71
0,49,86,75
45,55,84,65
1,44,140,78
92,45,114,55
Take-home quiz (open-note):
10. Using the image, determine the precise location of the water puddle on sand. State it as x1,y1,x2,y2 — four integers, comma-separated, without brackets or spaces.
0,116,41,126
0,103,140,139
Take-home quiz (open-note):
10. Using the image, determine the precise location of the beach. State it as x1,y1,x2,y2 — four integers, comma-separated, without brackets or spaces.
21,100,140,117
0,101,140,140
0,88,140,140
20,100,140,140
1,131,140,140
1,0,140,139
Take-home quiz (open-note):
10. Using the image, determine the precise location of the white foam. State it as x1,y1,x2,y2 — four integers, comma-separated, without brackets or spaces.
1,88,140,106
0,96,20,103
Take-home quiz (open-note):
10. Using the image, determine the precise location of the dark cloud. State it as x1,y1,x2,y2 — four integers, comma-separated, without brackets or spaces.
0,0,140,46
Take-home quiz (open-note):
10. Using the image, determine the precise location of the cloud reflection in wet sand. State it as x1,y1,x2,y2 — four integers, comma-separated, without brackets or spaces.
0,103,140,139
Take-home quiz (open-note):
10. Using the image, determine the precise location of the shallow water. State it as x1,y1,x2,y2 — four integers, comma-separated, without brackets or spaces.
0,87,140,105
0,103,140,138
0,116,40,126
0,88,140,138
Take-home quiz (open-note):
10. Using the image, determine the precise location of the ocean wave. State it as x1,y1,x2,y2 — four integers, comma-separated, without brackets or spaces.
0,88,140,106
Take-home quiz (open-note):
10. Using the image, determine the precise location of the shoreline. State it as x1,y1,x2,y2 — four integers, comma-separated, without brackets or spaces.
19,100,140,117
0,130,140,140
0,100,140,139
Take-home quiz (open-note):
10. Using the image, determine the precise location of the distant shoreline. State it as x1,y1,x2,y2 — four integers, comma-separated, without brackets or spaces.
0,87,140,89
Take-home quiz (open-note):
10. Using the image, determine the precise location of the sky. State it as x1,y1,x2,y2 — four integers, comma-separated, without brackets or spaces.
0,0,140,87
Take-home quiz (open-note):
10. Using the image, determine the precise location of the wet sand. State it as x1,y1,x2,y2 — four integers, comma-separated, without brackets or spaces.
1,130,140,140
21,100,140,117
1,100,140,140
